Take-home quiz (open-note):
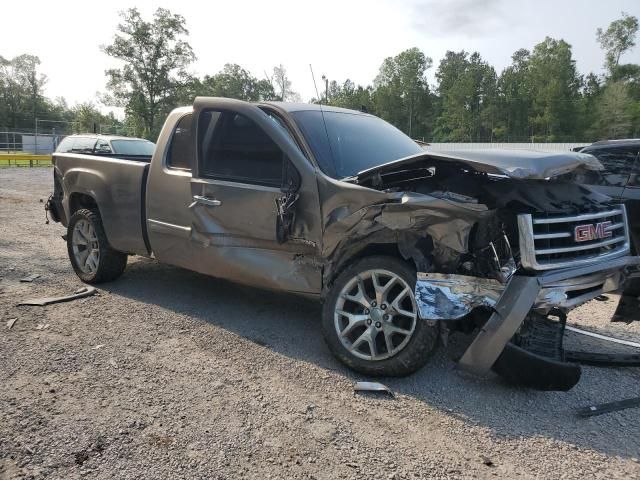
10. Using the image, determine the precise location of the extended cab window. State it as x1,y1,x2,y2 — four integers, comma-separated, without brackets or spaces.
167,114,193,170
198,111,284,187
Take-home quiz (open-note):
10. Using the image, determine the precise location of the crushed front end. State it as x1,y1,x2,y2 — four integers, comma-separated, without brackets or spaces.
416,199,640,391
334,149,639,390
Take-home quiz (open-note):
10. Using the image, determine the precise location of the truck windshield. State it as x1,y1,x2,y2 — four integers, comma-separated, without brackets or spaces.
290,110,422,179
111,140,155,156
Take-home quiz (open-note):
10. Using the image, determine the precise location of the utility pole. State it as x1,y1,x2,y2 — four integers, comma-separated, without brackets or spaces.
321,75,329,104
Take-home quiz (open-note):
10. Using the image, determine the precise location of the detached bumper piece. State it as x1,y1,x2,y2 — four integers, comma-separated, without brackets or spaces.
492,343,581,391
451,255,640,391
491,312,581,391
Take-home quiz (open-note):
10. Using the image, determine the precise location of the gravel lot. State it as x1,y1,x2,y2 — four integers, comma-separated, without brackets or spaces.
1,167,640,480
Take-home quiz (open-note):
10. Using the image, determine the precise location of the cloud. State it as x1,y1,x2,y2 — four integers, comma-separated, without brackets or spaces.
409,0,510,36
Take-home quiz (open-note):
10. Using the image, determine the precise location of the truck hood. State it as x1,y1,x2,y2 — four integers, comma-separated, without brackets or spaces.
352,148,603,183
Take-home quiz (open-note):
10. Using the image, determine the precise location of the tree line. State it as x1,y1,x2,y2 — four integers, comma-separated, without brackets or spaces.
1,8,638,143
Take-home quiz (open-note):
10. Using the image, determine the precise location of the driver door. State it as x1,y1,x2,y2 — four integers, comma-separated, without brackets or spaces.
186,98,323,294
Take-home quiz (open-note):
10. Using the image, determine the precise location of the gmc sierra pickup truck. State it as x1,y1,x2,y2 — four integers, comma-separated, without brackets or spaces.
47,97,640,390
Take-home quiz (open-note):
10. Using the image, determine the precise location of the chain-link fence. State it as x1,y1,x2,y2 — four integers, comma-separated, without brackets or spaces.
0,120,137,154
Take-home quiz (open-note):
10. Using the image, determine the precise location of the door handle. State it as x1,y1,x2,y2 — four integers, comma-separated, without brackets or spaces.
190,195,222,208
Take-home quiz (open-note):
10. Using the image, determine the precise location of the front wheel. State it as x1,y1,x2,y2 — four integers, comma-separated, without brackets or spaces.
67,208,127,283
322,256,439,376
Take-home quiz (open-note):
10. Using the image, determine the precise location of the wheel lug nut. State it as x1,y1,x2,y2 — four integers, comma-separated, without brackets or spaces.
381,304,387,310
371,301,377,307
375,322,382,328
383,314,389,320
366,319,372,325
364,309,370,314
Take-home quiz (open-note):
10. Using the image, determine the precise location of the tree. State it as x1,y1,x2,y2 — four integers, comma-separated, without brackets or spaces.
373,47,433,139
590,81,633,139
497,49,532,141
102,8,195,139
526,37,582,141
326,79,375,112
596,12,639,75
194,63,276,101
270,64,300,102
434,51,498,141
0,54,47,129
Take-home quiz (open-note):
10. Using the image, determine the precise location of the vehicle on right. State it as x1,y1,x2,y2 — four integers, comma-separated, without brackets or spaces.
575,139,640,299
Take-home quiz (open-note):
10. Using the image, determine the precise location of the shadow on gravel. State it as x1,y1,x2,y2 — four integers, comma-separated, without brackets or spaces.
107,257,640,459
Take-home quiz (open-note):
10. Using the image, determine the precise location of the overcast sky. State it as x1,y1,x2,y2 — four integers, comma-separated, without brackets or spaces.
3,0,640,116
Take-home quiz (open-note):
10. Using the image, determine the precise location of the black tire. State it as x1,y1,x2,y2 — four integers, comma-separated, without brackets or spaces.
67,208,127,283
322,256,439,376
623,278,640,297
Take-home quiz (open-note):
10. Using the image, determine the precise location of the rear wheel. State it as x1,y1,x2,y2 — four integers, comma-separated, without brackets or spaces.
67,208,127,283
322,256,439,376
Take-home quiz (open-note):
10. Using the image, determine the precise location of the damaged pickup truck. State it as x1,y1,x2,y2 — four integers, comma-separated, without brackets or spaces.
47,98,640,391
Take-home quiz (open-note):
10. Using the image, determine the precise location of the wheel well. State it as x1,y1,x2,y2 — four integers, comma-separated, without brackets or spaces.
323,243,412,295
69,193,98,215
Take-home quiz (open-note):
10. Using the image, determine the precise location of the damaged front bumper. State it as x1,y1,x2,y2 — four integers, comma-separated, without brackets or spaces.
415,255,640,389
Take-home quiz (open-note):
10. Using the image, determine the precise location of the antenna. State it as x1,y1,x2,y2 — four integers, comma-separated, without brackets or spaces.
309,64,335,175
309,64,321,104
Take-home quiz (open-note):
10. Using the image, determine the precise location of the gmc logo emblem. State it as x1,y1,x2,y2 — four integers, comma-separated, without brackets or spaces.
574,221,613,242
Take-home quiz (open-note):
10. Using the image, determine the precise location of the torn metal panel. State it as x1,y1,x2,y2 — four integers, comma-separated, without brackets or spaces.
415,273,504,320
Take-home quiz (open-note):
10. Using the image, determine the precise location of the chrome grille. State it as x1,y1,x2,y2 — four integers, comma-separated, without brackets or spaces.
518,205,630,270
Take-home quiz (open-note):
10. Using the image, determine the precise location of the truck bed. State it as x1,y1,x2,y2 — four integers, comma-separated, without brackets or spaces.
53,153,150,256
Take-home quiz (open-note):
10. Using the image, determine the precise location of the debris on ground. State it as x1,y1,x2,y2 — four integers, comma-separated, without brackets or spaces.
19,274,41,283
18,286,97,306
6,318,18,329
577,397,640,417
34,323,50,330
481,455,494,467
354,381,394,397
92,344,105,350
566,325,640,349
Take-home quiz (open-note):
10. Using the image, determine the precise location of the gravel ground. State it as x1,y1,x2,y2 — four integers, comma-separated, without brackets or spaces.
1,167,640,480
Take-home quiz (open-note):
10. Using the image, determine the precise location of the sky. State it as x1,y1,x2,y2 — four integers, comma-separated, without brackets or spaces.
3,0,640,117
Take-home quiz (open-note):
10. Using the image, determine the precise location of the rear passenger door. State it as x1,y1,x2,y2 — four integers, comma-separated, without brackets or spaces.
187,98,322,294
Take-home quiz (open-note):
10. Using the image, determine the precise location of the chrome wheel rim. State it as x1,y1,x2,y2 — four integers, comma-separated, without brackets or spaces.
72,219,100,274
334,269,417,361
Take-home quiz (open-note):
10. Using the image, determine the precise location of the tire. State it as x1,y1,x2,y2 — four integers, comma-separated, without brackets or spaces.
623,278,640,297
67,208,127,283
322,256,439,376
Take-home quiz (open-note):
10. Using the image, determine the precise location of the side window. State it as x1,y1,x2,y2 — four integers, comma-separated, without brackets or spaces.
95,139,112,153
198,111,284,187
70,137,97,154
167,114,193,170
588,146,638,187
